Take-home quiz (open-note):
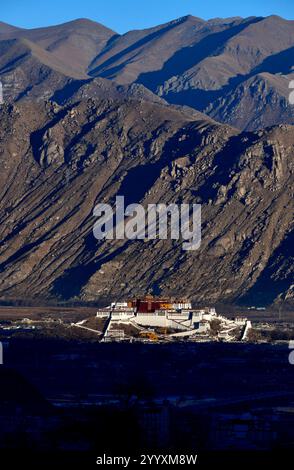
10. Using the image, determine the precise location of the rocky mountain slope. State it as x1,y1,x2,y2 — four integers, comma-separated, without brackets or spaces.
0,94,292,305
0,15,293,130
0,16,293,306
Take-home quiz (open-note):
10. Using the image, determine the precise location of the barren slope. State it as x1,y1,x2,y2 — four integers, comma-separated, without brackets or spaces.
0,96,292,305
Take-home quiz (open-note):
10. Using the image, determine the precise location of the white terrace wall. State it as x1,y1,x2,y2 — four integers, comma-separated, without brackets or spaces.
134,313,168,328
167,312,191,321
168,319,191,331
134,314,190,330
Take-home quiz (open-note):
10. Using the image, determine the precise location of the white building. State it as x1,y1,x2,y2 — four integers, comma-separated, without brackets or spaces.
172,300,192,310
96,310,111,318
111,301,129,309
111,309,135,320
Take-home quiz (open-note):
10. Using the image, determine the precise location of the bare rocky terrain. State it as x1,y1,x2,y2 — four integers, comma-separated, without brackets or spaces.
0,93,292,305
0,16,293,306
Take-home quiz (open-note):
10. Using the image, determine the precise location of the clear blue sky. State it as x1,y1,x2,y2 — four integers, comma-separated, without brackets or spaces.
1,0,293,32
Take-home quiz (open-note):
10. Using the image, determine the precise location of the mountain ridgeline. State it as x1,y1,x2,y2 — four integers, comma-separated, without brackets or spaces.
1,15,294,130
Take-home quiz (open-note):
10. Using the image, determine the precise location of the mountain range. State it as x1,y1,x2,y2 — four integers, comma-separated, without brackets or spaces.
1,15,294,130
0,15,293,306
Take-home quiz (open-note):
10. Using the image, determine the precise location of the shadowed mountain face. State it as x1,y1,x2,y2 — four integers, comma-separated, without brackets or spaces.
0,15,294,130
0,95,292,306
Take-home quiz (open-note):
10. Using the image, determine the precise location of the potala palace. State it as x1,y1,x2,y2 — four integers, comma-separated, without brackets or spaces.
87,296,252,342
